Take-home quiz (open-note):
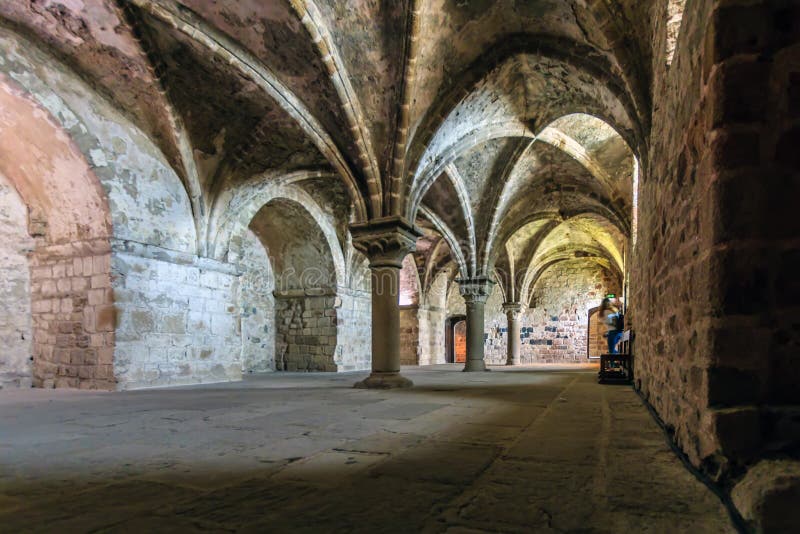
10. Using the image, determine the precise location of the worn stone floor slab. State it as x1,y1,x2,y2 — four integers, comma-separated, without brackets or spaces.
0,364,734,532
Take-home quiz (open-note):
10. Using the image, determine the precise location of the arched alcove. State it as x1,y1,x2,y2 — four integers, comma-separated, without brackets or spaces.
0,74,114,389
247,198,339,372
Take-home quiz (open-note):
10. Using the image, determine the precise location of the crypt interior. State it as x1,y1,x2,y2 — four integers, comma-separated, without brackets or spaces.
0,0,798,532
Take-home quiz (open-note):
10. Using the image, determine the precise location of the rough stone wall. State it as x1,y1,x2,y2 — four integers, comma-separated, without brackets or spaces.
446,282,466,317
418,307,446,365
418,273,447,365
462,262,620,365
480,284,507,365
399,306,420,365
335,288,371,372
238,229,275,374
0,175,33,388
521,261,619,363
632,0,800,480
275,294,338,372
30,242,115,389
112,248,241,390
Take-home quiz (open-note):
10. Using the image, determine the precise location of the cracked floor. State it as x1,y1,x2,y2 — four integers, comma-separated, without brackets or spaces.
0,365,734,532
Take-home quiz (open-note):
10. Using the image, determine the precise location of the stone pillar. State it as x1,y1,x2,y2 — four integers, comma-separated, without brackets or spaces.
503,302,523,366
458,278,494,372
350,217,421,389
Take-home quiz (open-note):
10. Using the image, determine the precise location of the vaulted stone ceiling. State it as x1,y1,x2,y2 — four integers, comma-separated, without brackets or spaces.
1,0,651,299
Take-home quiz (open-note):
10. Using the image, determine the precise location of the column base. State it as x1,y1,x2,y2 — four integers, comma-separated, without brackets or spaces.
463,360,489,372
354,372,414,389
505,359,519,366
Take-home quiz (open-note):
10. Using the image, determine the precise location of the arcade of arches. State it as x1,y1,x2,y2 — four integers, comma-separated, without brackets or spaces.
0,1,798,531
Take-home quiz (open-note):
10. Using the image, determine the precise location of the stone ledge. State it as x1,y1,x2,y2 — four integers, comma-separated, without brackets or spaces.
732,459,800,533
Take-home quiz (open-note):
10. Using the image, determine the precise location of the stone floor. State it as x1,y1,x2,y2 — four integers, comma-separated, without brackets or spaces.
0,364,735,533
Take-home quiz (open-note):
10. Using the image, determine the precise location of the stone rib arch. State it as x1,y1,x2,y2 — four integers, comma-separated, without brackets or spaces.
409,122,533,220
521,251,621,309
417,206,470,280
215,181,346,290
287,0,383,215
443,164,477,276
402,34,645,218
130,0,370,222
487,200,630,276
0,28,198,253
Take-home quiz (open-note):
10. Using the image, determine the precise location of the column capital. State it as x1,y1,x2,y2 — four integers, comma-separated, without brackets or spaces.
457,277,494,304
349,216,422,268
502,302,524,316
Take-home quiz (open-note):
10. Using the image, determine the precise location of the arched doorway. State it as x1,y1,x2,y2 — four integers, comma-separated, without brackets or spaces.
247,198,340,372
586,306,606,359
445,315,467,363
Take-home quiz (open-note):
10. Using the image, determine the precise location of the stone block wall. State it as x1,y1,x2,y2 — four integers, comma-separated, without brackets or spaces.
400,306,420,365
238,229,276,374
275,294,338,372
335,289,371,372
29,241,115,389
0,175,33,388
633,0,800,488
476,261,619,364
522,261,619,363
418,307,446,365
112,247,241,390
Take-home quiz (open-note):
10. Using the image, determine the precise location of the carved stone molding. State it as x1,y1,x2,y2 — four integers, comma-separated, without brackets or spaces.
349,216,422,269
457,276,495,304
502,302,524,318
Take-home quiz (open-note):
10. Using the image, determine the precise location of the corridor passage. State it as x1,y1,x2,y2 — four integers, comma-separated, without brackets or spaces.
0,366,733,532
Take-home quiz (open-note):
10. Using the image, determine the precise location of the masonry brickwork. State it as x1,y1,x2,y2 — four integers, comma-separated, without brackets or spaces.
0,3,797,528
446,262,619,365
29,242,115,390
631,0,800,517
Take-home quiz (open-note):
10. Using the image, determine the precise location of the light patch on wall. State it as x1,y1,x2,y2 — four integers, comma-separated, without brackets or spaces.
399,254,420,306
666,0,686,66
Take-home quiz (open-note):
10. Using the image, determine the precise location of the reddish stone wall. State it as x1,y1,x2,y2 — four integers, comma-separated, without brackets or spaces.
587,308,605,358
481,261,620,364
632,0,800,479
30,241,115,389
454,320,466,363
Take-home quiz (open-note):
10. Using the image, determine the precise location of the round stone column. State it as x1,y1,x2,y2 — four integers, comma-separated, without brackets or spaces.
350,217,421,389
458,278,494,372
503,302,523,366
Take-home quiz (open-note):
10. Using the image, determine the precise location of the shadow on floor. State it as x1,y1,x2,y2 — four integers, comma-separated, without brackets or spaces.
0,371,735,533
